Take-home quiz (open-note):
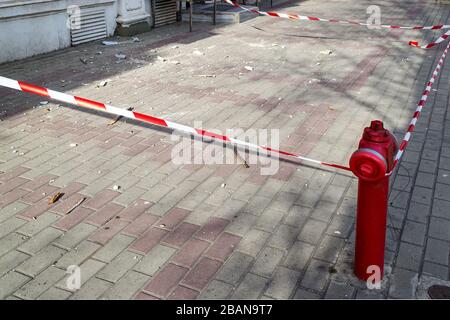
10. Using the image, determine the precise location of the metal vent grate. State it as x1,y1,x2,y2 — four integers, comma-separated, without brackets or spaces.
154,0,177,27
70,8,107,46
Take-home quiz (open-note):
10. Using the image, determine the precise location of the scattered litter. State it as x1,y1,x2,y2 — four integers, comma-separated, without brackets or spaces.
79,58,88,64
39,101,49,106
115,53,127,60
320,49,333,55
65,197,86,214
334,230,342,235
171,45,179,49
48,192,64,205
221,183,226,188
96,51,103,55
132,37,141,43
244,66,254,71
170,61,181,65
328,106,336,111
157,56,167,62
149,49,158,53
199,74,216,78
102,40,118,46
69,143,78,147
159,224,166,228
113,185,121,191
12,150,17,153
193,50,205,56
97,80,108,88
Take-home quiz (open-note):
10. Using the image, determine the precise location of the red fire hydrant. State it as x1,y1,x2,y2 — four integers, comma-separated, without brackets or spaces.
349,120,398,281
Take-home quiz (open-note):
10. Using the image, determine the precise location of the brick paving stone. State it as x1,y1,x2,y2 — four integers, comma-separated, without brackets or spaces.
118,199,153,221
298,219,328,245
283,241,315,272
85,203,124,227
198,280,233,300
231,273,269,299
162,222,199,247
237,229,271,257
224,212,257,237
83,189,120,210
424,238,450,266
196,217,229,241
18,227,63,255
15,245,66,277
55,240,101,269
428,217,450,241
388,268,418,299
158,207,190,230
401,220,427,246
38,287,73,300
14,266,66,300
122,213,159,238
251,247,285,278
97,250,142,283
396,242,424,272
215,252,253,286
172,238,210,268
88,219,129,245
0,233,27,257
167,286,199,300
0,250,30,277
264,267,300,300
0,217,27,239
324,280,356,299
0,271,31,299
134,244,177,276
17,212,60,237
144,263,189,298
205,233,241,261
129,227,168,255
70,277,112,300
293,288,321,299
314,235,345,264
182,257,222,291
54,223,98,250
134,291,160,300
92,234,134,262
300,259,332,292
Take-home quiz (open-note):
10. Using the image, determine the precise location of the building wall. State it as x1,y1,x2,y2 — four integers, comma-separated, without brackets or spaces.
0,0,150,64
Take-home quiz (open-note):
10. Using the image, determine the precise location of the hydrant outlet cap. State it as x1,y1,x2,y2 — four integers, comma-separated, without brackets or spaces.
349,149,387,181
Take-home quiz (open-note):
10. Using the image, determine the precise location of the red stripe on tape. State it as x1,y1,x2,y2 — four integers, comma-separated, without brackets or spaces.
74,96,106,110
18,81,49,97
196,129,230,141
134,112,168,127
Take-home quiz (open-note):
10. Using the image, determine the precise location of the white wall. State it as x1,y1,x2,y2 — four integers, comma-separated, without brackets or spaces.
0,0,120,64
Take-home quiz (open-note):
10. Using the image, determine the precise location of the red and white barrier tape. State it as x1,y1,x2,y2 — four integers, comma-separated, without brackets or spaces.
225,0,450,49
392,41,450,171
224,0,450,30
0,76,351,172
409,29,450,49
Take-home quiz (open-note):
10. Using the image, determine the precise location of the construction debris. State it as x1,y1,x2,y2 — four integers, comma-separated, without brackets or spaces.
66,197,86,214
48,192,64,205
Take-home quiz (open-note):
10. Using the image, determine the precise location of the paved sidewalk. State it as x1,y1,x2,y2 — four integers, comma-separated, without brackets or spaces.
0,0,449,299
